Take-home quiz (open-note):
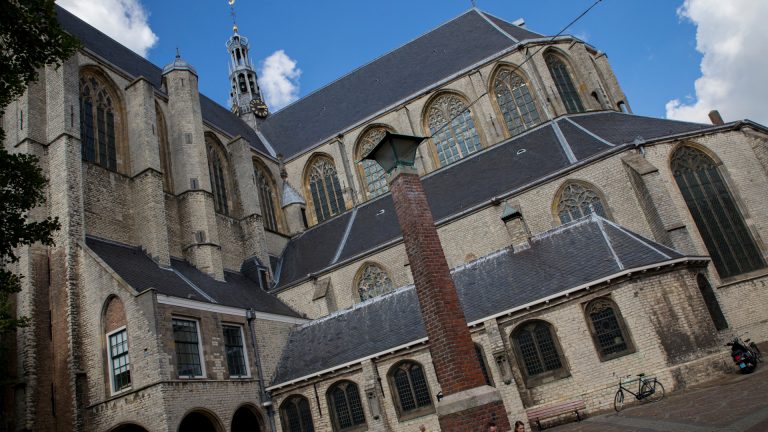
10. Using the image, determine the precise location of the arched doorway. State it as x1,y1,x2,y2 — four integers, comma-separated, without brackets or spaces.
231,405,264,432
110,424,149,432
178,410,223,432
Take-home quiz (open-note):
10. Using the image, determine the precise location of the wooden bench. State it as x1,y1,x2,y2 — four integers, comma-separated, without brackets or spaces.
526,399,586,430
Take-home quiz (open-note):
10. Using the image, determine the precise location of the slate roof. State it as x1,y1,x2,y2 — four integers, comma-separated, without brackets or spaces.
257,9,544,158
55,6,272,157
275,112,716,289
271,215,691,385
85,237,301,317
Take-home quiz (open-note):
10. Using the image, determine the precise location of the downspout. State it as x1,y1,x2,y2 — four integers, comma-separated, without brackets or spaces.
247,309,277,432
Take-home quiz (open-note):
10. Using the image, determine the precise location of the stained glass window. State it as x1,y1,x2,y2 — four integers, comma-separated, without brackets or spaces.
672,146,766,278
281,396,315,432
493,68,541,136
80,74,119,170
426,94,482,167
357,127,390,198
357,264,394,301
586,298,632,360
206,136,230,215
513,322,564,378
328,381,366,431
390,362,433,419
545,53,585,114
557,182,607,224
172,318,203,377
108,329,131,391
308,157,345,223
254,163,279,231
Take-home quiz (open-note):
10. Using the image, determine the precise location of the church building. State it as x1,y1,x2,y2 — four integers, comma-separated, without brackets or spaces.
3,4,768,432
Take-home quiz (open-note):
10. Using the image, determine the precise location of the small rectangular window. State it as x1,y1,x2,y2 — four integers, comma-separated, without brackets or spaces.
106,327,131,392
223,325,249,377
185,133,193,144
172,318,204,377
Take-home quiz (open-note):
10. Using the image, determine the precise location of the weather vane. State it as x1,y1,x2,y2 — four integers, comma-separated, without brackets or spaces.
228,0,238,33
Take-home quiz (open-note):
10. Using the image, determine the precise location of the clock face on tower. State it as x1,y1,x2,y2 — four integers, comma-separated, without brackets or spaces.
250,98,269,118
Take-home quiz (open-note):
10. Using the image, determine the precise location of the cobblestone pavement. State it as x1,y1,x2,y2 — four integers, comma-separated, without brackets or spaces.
545,363,768,432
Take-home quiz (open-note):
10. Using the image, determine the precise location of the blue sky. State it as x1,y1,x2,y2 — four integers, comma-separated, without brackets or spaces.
57,0,768,124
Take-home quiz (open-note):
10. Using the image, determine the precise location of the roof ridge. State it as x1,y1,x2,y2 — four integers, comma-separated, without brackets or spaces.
265,9,482,117
599,217,673,259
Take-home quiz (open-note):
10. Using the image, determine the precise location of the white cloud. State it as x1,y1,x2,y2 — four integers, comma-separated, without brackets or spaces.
666,0,768,124
57,0,158,57
258,50,301,111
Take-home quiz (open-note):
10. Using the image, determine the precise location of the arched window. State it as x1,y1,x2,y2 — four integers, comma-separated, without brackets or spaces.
585,298,634,361
388,361,434,420
79,71,123,171
254,161,280,232
306,156,346,223
206,134,231,215
474,343,494,387
155,103,173,193
356,263,394,301
492,67,541,136
696,274,728,330
327,381,366,432
103,296,131,394
356,126,391,198
545,52,584,114
425,93,482,167
280,396,315,432
671,145,766,278
556,181,608,224
511,321,568,384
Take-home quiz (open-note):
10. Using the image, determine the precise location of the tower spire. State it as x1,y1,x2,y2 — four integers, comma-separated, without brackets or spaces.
226,0,269,124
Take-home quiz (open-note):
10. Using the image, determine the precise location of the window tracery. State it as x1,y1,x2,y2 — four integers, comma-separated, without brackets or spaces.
511,321,568,384
388,361,434,420
356,263,394,301
357,127,390,198
493,68,541,136
426,94,482,167
280,396,315,432
327,381,366,432
80,73,121,171
585,298,633,360
307,156,346,223
545,53,584,114
671,145,766,278
206,135,231,215
254,162,280,232
556,182,607,224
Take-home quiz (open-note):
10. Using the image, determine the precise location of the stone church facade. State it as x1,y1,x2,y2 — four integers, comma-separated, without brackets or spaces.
2,5,768,432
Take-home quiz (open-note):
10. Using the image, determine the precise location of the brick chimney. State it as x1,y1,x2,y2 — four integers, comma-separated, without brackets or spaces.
388,165,510,432
501,201,530,252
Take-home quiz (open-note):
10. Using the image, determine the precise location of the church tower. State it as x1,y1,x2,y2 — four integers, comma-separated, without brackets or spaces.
226,1,268,127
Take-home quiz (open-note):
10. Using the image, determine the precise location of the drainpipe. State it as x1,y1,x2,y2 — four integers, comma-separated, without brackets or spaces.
247,309,277,432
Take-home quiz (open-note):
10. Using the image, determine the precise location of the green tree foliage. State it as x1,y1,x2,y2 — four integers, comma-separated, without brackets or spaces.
0,0,79,331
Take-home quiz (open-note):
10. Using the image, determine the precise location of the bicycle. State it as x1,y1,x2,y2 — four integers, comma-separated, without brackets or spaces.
613,373,665,412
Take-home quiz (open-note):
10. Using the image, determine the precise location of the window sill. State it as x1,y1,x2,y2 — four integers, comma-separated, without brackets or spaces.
718,268,768,288
110,386,132,396
522,370,571,389
396,406,436,423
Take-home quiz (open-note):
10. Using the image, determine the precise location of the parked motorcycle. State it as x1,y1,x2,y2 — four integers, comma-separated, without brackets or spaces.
726,336,762,374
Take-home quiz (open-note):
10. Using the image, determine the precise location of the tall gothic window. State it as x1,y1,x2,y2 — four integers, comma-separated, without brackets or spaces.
474,343,494,387
585,298,634,361
512,321,568,383
254,161,280,232
356,263,394,301
426,93,482,167
327,381,366,432
556,182,607,224
493,68,541,136
80,73,121,171
280,395,315,432
206,134,230,215
696,274,728,330
389,361,434,420
356,127,391,198
545,53,584,114
156,103,173,193
671,146,766,278
306,156,346,223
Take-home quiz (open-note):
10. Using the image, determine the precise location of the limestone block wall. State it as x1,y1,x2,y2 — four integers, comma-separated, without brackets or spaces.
83,164,137,245
265,230,290,258
216,213,246,271
253,317,297,383
165,194,184,258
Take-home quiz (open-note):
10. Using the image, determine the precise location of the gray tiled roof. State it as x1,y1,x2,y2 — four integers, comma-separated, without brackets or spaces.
275,113,715,289
256,9,544,158
85,237,300,317
56,6,272,157
271,215,687,385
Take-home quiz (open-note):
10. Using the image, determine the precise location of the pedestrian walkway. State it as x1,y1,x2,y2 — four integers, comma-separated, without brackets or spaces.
547,364,768,432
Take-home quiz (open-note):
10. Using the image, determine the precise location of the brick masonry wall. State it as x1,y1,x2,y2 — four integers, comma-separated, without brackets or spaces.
253,318,296,383
83,163,137,246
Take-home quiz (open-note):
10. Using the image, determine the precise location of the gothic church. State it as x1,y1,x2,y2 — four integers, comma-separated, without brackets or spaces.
3,4,768,432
